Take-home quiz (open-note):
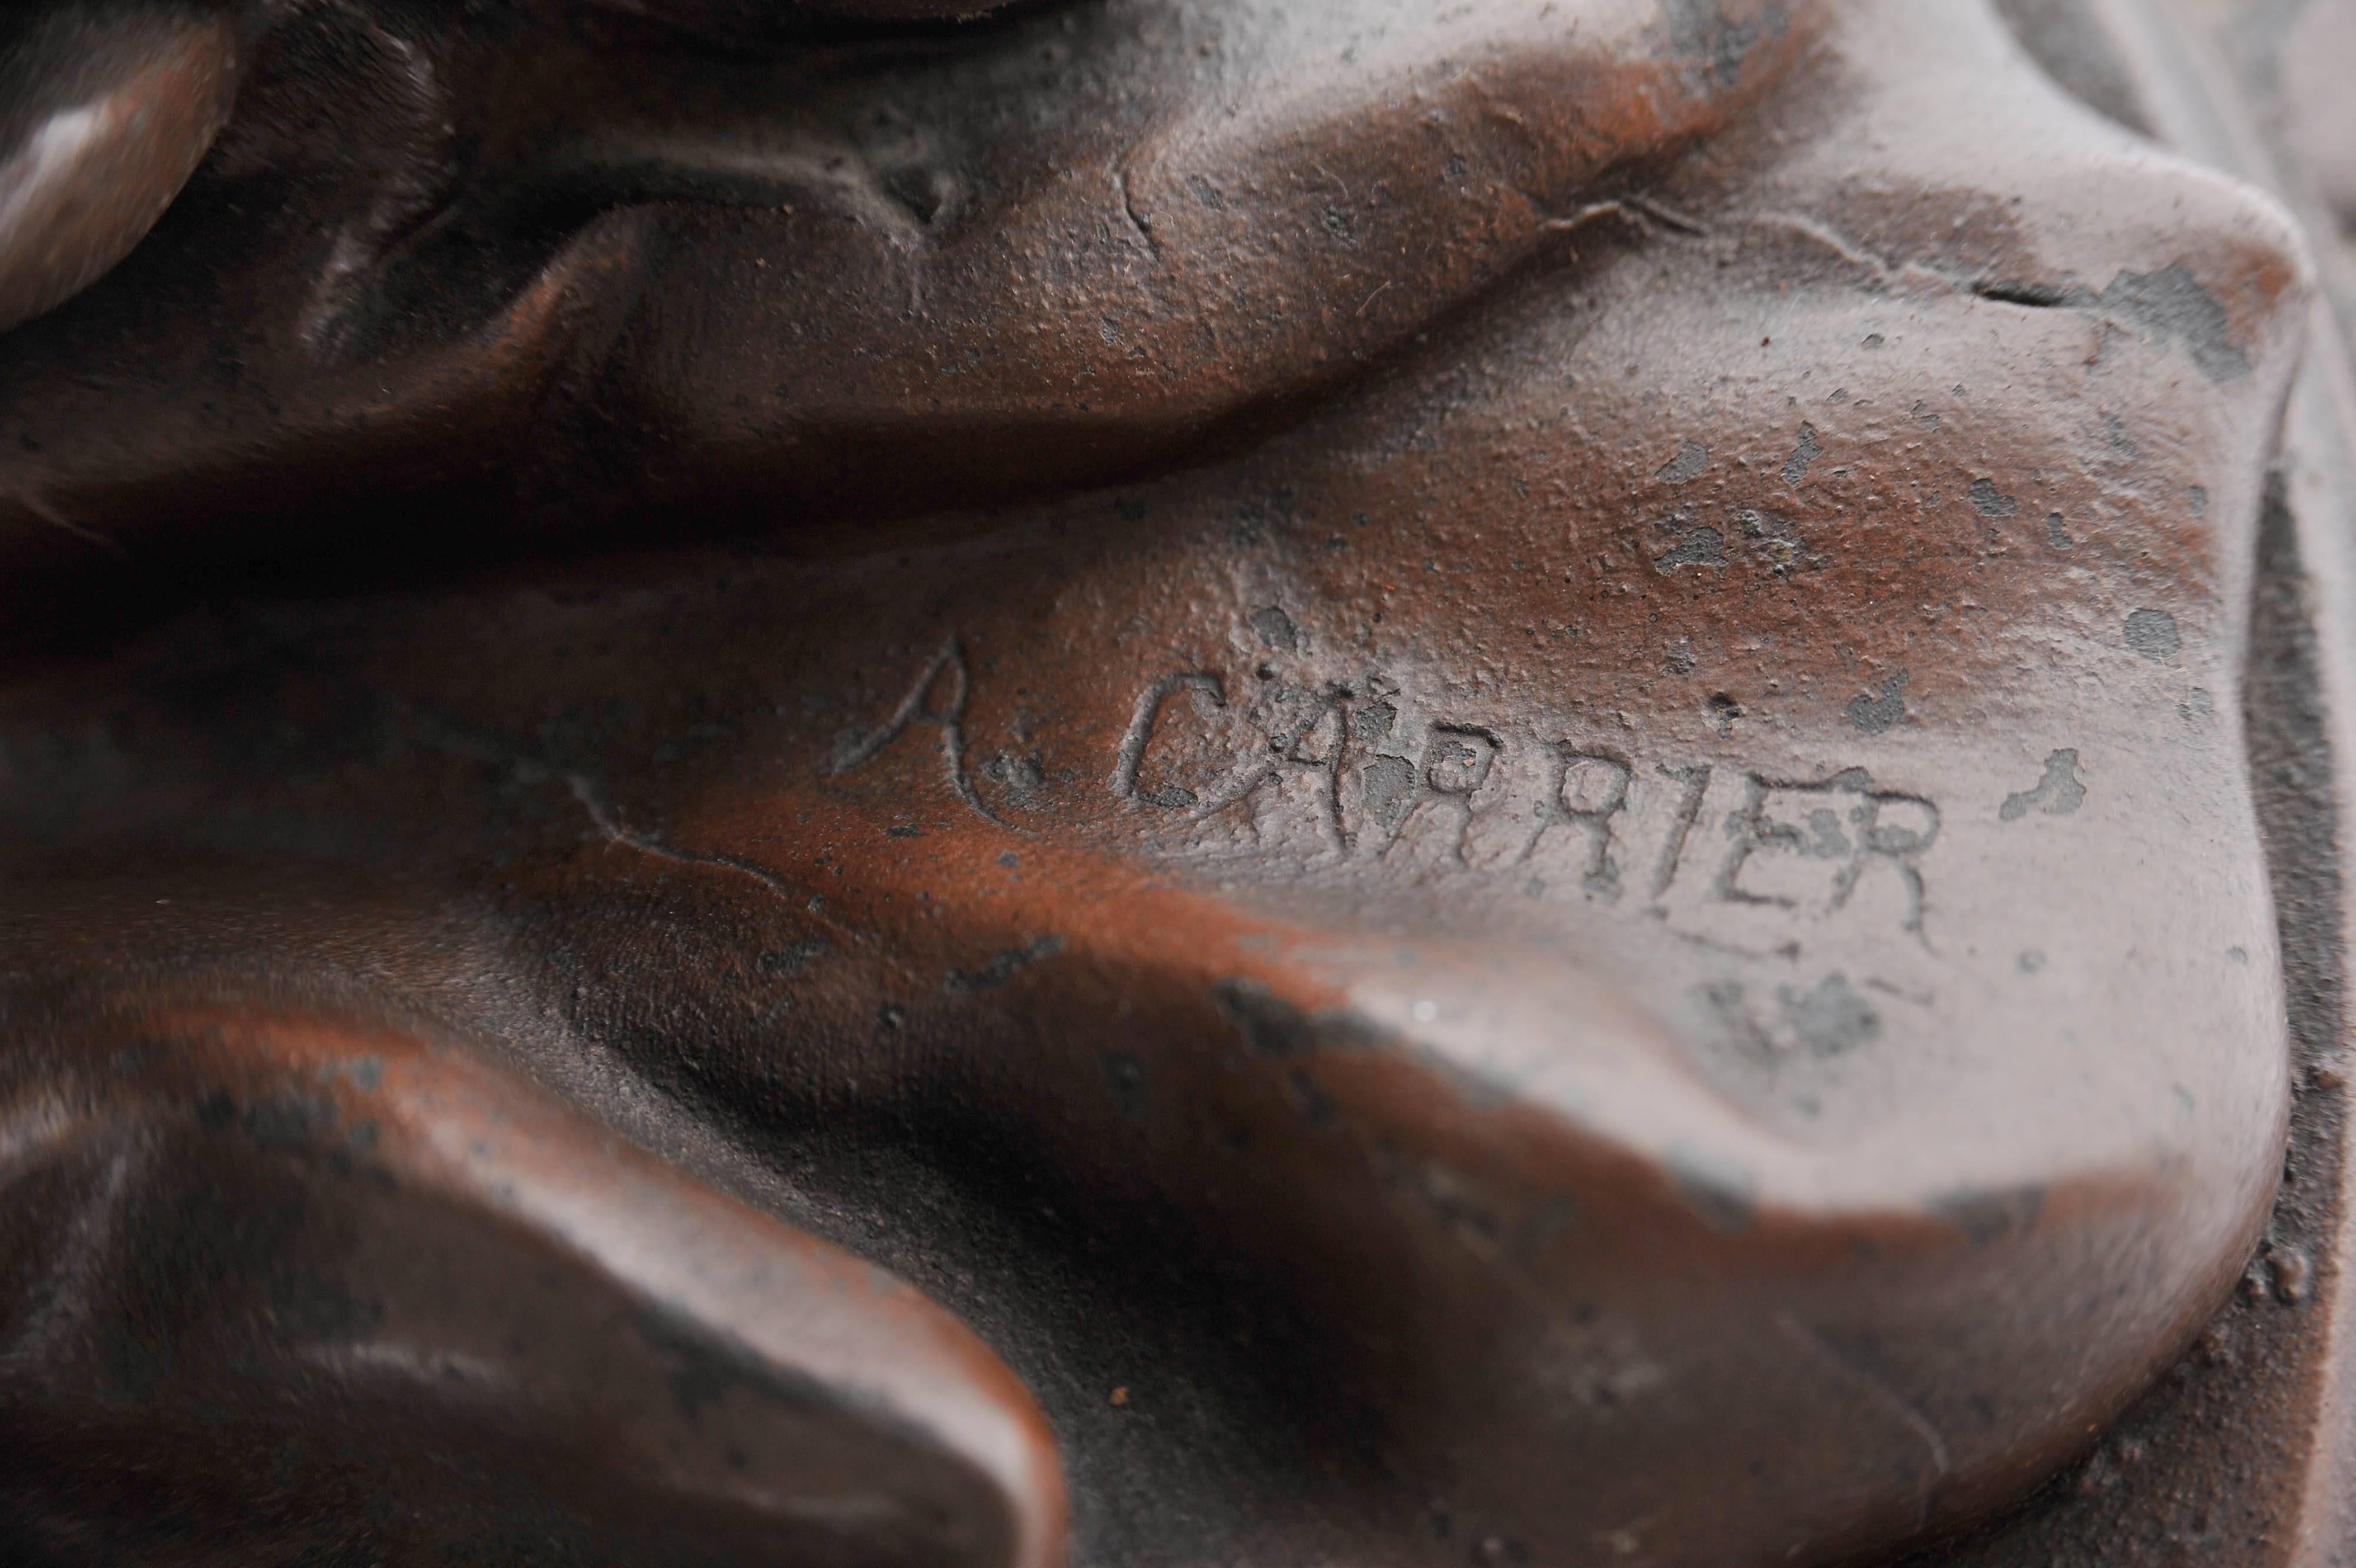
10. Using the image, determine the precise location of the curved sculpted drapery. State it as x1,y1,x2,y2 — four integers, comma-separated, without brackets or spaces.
0,2,2351,1565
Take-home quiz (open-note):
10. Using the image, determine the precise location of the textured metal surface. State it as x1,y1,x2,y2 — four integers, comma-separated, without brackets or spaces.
0,1,2344,1564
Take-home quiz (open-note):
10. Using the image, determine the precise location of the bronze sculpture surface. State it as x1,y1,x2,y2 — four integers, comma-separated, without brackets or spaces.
1,1,2353,1564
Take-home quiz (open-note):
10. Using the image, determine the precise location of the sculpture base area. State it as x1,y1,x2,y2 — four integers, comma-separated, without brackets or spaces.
0,1,2354,1565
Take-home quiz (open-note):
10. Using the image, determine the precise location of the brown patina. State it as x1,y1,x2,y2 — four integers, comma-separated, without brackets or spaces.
0,2,2351,1565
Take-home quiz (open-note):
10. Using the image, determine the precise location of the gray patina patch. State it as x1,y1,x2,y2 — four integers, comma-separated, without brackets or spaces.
1980,265,2251,382
1250,606,1300,652
1969,479,2020,517
2125,608,2182,660
1776,973,1881,1057
1654,526,1726,573
1845,672,1909,735
2000,749,2086,821
1782,423,1823,485
1655,441,1710,484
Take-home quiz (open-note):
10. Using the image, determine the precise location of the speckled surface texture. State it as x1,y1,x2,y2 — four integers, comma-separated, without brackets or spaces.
0,2,2348,1564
